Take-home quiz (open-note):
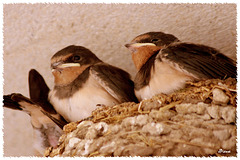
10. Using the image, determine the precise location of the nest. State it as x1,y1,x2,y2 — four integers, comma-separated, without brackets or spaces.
45,78,237,157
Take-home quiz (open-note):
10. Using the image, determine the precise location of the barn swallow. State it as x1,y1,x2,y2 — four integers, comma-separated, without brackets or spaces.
125,31,236,101
3,69,67,156
48,45,138,122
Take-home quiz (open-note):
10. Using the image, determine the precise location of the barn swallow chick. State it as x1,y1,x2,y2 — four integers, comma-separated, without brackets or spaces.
49,45,138,122
125,32,236,101
3,69,67,156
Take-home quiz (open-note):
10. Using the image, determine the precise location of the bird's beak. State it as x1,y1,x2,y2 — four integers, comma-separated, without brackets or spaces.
125,43,156,52
51,62,80,72
125,43,156,48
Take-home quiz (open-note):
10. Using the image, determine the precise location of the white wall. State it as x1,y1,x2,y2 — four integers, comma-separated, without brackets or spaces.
3,3,236,156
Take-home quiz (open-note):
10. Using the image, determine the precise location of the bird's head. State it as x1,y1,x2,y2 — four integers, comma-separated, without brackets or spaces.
125,32,179,70
51,45,101,86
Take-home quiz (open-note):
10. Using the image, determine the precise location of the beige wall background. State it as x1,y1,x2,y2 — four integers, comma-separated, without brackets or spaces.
3,3,236,156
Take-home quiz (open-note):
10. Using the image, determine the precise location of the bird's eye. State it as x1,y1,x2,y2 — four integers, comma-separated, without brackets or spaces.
151,39,159,42
73,55,80,61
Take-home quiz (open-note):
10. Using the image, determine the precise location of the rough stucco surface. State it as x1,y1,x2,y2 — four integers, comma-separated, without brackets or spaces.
3,4,236,156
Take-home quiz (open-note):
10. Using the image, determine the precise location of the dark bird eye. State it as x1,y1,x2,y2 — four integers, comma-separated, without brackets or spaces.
73,55,80,61
151,39,159,42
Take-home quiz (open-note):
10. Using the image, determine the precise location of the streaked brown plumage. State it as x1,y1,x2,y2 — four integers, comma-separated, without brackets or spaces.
49,45,138,122
3,69,67,156
125,32,236,101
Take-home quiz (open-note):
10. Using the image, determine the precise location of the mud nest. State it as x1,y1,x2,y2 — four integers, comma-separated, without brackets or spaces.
45,78,237,157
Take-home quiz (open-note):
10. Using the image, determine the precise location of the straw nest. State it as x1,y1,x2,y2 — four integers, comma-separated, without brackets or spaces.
45,78,236,157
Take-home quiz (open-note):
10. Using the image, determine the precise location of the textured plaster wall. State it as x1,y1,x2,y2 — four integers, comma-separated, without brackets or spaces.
3,3,236,156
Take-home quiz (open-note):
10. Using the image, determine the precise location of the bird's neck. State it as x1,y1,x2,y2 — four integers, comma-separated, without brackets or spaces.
132,47,160,70
53,65,90,86
134,53,158,90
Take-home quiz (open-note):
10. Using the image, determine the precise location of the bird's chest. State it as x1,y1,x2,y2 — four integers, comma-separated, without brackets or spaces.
135,60,193,101
49,76,118,122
